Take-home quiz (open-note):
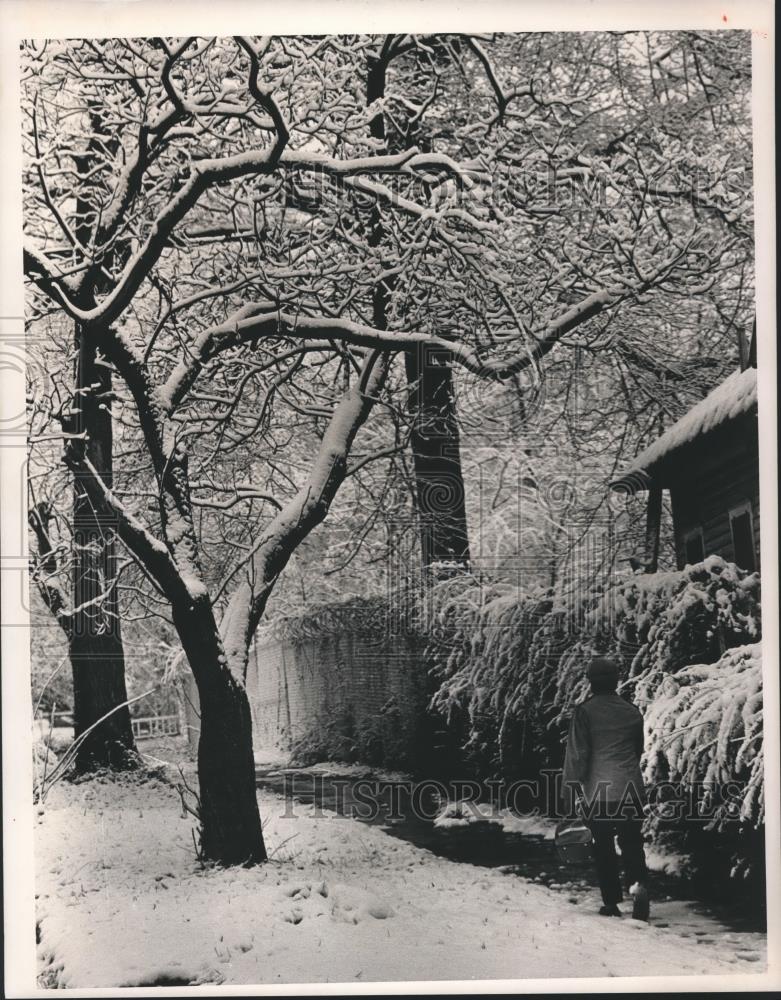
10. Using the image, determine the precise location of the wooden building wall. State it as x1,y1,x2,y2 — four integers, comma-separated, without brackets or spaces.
664,411,760,571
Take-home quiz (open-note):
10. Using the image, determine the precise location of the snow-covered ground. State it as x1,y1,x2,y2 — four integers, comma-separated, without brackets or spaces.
275,759,690,870
35,767,767,989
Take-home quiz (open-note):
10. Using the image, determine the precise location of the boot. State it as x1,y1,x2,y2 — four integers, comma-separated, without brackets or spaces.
599,904,622,917
630,882,649,921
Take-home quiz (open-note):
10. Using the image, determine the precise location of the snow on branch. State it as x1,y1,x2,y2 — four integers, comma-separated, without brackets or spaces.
27,502,73,639
157,290,617,415
24,143,486,333
217,351,390,673
73,456,183,600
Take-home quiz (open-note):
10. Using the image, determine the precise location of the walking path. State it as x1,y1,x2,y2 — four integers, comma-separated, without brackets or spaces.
35,766,769,988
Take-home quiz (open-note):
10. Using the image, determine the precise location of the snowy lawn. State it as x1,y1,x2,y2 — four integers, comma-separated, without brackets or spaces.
35,770,766,988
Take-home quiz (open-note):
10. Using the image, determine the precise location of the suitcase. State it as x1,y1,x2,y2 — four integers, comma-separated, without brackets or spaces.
554,819,593,864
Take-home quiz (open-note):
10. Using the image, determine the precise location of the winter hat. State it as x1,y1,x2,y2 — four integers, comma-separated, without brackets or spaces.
586,656,619,683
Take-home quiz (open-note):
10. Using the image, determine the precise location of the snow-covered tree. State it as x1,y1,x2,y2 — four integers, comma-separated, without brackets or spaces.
23,32,752,864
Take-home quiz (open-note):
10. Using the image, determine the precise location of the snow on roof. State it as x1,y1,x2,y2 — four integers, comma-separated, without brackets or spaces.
612,366,757,490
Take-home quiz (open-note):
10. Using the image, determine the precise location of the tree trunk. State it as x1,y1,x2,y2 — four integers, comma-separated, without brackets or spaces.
66,114,137,772
405,345,471,571
70,631,136,770
367,46,471,576
70,331,137,771
174,604,267,866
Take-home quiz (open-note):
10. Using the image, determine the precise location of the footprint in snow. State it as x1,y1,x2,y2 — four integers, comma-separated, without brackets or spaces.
365,901,394,920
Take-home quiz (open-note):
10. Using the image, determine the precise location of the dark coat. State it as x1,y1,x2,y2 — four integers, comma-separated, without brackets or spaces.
562,693,646,811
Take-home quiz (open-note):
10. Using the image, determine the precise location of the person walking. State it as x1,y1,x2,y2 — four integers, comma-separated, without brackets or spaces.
562,656,650,921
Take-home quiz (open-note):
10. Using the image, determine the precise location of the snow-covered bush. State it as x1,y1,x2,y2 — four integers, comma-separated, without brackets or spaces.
426,558,763,826
606,555,760,703
262,593,416,644
426,570,627,766
643,643,763,828
429,578,555,726
427,574,592,779
548,555,761,718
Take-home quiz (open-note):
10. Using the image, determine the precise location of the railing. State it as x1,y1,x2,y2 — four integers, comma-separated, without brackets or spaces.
131,714,180,740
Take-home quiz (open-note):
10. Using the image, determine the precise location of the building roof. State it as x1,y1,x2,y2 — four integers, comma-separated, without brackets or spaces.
611,366,758,492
